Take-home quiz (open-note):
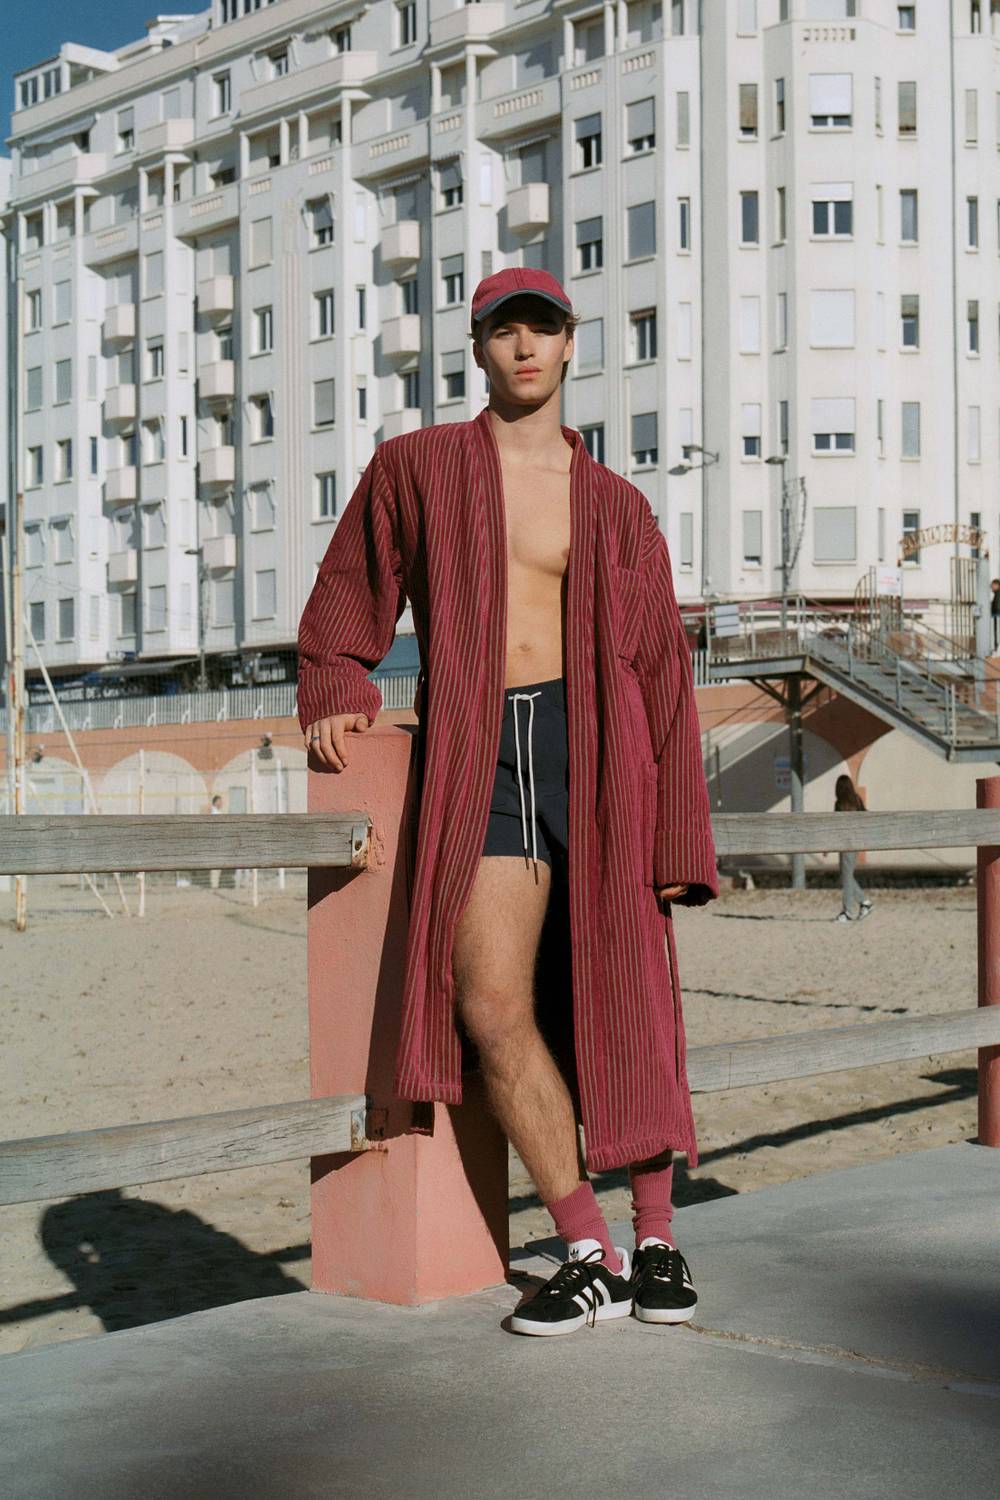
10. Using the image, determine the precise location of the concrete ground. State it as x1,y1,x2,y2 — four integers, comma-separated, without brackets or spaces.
1,1142,997,1500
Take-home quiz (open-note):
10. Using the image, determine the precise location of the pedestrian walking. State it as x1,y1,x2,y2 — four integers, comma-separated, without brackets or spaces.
209,794,223,890
833,773,873,923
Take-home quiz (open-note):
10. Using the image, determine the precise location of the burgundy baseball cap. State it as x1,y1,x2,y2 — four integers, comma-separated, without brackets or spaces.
470,267,573,331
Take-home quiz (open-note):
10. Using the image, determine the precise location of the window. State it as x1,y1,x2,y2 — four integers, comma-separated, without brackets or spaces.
777,292,787,349
814,507,856,563
900,189,918,242
401,278,418,315
898,80,916,135
576,216,603,271
812,183,853,237
632,412,658,467
333,25,352,52
626,98,655,153
574,15,604,64
142,503,167,547
315,290,335,337
809,73,852,128
677,301,692,359
144,585,166,633
742,511,763,566
580,424,605,463
811,397,855,453
57,597,74,640
357,383,367,422
741,404,762,458
143,419,166,464
576,318,604,371
213,73,231,116
25,524,44,565
254,569,277,618
254,306,274,353
775,76,785,133
776,186,786,242
898,5,915,30
269,50,289,78
441,253,464,305
26,367,42,410
809,290,855,348
180,415,188,458
250,217,273,267
56,438,73,481
55,359,72,404
161,86,182,121
901,401,920,457
969,404,981,463
251,394,274,440
627,201,656,260
144,251,163,296
968,196,979,249
356,286,367,330
966,87,978,143
317,471,337,518
739,82,758,138
902,508,921,563
631,310,657,362
678,197,690,250
402,369,420,408
308,198,334,247
439,160,463,209
53,280,72,323
26,288,42,330
90,436,99,476
121,429,138,467
901,294,919,348
217,325,234,361
210,577,233,628
441,350,465,401
314,379,336,427
738,296,761,354
968,299,980,353
740,191,759,244
677,91,690,145
24,212,44,252
28,446,44,486
147,340,164,379
397,0,417,45
250,483,276,530
679,513,694,571
117,107,135,152
30,601,46,643
575,113,602,170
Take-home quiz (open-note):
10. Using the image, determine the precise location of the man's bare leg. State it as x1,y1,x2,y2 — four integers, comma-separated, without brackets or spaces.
451,855,582,1203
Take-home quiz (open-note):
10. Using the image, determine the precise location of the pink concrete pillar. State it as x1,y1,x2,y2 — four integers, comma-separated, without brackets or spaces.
308,724,509,1302
976,776,1000,1148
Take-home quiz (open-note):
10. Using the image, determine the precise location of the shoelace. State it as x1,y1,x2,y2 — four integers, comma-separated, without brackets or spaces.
636,1243,692,1287
540,1246,612,1330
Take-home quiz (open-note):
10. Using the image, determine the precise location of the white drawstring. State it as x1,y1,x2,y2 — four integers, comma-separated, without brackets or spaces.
510,690,543,877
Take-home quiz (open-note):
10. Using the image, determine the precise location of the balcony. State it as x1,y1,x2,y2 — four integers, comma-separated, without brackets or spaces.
203,534,238,571
477,77,562,143
355,120,430,182
136,119,195,157
381,219,420,271
13,152,109,205
107,549,138,587
84,220,138,266
382,409,423,438
382,315,421,359
430,1,505,48
103,304,135,343
105,466,137,504
103,385,136,424
506,182,550,234
173,182,240,239
197,275,235,318
200,361,235,401
200,446,236,487
240,53,378,123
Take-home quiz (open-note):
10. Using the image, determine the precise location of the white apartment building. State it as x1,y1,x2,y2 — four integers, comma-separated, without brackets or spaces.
2,0,997,690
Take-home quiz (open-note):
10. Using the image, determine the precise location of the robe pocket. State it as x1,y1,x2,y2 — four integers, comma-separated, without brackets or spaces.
642,762,657,887
614,564,645,666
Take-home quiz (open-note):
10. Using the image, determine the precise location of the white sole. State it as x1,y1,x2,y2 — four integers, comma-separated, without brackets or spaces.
510,1298,633,1336
634,1301,697,1324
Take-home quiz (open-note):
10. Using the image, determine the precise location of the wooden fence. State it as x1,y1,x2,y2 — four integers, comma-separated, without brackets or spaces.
1,805,998,1214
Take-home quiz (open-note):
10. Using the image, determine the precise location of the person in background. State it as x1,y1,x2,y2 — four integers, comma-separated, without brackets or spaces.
209,794,223,890
833,773,873,923
990,578,1000,653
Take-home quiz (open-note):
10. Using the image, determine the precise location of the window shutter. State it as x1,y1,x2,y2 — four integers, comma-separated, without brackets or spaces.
574,113,600,139
441,350,464,375
811,397,854,431
809,73,852,116
627,200,656,258
576,215,602,245
627,98,654,138
814,507,856,562
632,411,657,451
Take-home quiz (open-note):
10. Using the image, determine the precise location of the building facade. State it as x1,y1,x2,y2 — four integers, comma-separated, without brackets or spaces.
2,0,997,691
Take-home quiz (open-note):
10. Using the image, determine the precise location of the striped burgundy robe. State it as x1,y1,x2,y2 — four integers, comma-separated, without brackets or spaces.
297,404,718,1171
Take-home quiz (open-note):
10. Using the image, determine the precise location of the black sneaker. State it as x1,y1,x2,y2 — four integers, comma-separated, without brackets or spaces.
510,1245,633,1336
630,1241,698,1324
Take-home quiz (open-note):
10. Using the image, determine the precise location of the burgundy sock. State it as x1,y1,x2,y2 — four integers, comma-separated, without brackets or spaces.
628,1158,676,1247
544,1179,623,1274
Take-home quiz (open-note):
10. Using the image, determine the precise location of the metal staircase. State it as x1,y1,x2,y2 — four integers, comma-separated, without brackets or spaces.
705,597,1000,762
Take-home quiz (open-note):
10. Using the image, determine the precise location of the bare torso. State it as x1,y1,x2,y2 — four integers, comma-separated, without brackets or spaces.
499,444,573,689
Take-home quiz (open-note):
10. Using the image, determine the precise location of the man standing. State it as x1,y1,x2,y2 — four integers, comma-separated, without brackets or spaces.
298,268,717,1335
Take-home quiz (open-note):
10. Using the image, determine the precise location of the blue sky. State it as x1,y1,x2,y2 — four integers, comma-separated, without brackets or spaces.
5,3,202,152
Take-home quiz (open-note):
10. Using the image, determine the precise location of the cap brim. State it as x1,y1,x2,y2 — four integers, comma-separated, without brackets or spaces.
472,289,571,326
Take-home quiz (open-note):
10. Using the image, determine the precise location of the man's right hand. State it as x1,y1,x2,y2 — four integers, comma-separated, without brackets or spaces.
304,713,371,771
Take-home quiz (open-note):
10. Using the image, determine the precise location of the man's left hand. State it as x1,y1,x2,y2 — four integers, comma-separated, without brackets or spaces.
655,883,689,902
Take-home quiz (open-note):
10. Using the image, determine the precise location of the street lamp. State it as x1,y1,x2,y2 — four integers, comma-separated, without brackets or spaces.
184,546,208,693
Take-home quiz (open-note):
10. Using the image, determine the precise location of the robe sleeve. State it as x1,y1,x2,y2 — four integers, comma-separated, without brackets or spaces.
632,507,719,907
296,443,407,734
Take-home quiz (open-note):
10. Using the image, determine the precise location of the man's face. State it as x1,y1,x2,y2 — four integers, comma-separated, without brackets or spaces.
473,296,573,401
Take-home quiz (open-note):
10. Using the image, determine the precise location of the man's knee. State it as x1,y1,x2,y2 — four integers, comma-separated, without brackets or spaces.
456,983,536,1056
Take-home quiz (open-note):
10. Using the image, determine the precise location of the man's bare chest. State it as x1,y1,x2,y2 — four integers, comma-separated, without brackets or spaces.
501,464,572,582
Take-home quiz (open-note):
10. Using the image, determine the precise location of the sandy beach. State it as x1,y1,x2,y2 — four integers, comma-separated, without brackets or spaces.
0,874,978,1355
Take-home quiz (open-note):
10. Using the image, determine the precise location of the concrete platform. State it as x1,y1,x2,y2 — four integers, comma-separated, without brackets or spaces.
1,1143,998,1500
